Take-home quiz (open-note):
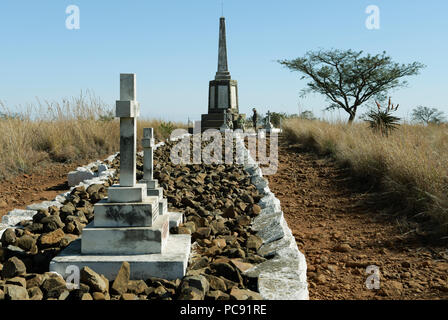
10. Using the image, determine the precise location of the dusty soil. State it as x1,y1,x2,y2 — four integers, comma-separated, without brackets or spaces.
265,137,448,300
0,160,104,220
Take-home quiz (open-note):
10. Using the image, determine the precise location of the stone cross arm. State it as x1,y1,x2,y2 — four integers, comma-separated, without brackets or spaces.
142,128,155,148
116,74,140,118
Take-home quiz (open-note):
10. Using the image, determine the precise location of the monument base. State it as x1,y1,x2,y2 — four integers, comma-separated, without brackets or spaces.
148,187,164,199
167,211,184,229
93,197,159,228
50,234,191,280
201,112,246,132
108,184,147,203
201,112,227,132
159,198,168,215
81,214,170,255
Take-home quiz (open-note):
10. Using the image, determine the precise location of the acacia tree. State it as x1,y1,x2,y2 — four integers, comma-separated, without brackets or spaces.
411,106,446,125
299,110,316,120
278,49,425,123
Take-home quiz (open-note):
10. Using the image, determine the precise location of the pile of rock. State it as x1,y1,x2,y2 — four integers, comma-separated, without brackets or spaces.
142,140,269,299
0,183,111,278
0,255,261,301
0,156,118,237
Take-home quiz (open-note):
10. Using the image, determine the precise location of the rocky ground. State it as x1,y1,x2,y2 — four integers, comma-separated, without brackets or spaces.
266,137,448,300
0,140,266,300
3,133,447,301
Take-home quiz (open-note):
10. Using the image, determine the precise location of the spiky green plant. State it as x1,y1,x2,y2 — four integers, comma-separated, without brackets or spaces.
159,121,175,139
365,98,401,137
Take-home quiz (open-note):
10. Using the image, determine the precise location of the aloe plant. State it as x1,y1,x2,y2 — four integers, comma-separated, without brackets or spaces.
365,98,401,137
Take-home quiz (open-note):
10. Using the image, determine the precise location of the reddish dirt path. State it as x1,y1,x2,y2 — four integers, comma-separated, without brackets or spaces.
0,160,101,220
266,138,448,300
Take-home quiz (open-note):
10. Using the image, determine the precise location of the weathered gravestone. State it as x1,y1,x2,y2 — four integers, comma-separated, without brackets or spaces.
50,74,191,280
139,127,184,229
265,111,273,130
264,111,281,134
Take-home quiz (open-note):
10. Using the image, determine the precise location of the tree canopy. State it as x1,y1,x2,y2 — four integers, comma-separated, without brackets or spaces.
279,49,425,122
411,106,446,125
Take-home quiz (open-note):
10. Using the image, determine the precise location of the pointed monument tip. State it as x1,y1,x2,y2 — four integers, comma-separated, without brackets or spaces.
217,12,229,77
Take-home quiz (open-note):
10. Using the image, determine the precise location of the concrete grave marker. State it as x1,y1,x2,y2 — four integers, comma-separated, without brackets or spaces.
265,111,273,130
264,110,281,134
139,127,184,227
139,128,165,214
116,74,140,186
50,73,191,280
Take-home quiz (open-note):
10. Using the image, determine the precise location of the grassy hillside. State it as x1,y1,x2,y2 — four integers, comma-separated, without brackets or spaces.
283,118,448,235
0,93,186,180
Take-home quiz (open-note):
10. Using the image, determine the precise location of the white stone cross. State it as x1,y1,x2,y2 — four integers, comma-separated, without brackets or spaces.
116,74,140,187
142,128,157,188
265,110,273,129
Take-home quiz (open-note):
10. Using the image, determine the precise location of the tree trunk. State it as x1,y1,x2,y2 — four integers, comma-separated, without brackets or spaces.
347,106,357,124
348,113,356,124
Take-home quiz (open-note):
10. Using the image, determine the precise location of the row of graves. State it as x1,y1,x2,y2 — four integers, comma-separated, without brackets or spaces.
0,16,300,302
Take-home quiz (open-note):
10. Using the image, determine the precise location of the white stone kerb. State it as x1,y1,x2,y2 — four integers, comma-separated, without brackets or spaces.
235,134,309,300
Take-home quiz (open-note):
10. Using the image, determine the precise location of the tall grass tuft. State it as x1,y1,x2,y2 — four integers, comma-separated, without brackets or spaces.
0,92,186,180
283,118,448,235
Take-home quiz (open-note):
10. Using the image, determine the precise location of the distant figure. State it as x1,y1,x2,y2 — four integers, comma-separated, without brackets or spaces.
252,108,258,132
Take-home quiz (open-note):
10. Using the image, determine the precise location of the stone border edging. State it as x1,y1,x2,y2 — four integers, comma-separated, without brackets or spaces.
234,134,309,300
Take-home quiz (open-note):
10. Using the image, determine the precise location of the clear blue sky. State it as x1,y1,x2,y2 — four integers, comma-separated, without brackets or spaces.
1,0,447,122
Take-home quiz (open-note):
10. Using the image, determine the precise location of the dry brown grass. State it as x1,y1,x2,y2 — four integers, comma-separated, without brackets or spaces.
0,92,186,180
283,118,448,234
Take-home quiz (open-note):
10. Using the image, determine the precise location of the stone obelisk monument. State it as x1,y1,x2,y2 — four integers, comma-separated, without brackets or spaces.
216,17,231,81
201,17,245,131
50,74,191,280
